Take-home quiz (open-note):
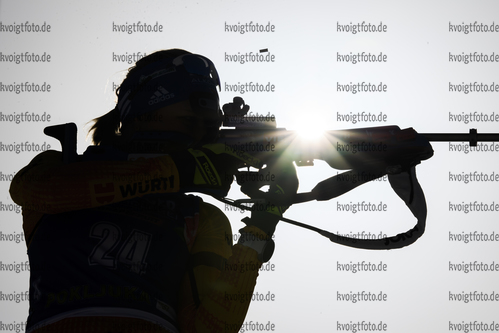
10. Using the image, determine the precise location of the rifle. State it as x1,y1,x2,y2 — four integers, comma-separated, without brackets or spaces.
44,96,499,250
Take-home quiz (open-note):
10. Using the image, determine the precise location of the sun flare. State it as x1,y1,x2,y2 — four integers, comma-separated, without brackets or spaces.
294,121,327,142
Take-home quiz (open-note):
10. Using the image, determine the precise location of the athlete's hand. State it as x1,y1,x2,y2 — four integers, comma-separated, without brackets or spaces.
385,128,434,174
169,143,262,197
238,157,299,237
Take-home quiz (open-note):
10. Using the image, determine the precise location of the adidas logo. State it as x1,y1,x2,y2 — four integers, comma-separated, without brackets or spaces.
148,86,175,106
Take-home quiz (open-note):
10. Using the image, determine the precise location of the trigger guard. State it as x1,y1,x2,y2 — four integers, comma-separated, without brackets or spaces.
236,171,273,197
238,188,291,207
236,171,281,204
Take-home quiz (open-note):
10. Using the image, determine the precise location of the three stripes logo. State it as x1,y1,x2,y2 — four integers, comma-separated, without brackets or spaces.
148,86,175,106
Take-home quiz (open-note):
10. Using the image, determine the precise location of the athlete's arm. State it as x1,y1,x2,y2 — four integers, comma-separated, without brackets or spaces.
10,144,258,215
9,150,180,214
178,203,263,333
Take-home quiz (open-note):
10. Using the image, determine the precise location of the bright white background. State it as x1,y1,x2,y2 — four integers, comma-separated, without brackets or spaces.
1,1,499,332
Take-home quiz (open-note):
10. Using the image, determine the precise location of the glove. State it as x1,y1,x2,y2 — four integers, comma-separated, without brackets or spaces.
169,143,262,197
385,128,434,174
238,156,299,237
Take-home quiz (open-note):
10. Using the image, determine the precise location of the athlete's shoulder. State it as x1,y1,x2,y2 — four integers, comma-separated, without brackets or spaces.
23,149,62,168
10,150,62,200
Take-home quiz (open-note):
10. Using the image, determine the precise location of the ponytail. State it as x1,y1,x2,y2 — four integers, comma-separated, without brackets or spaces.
88,106,121,145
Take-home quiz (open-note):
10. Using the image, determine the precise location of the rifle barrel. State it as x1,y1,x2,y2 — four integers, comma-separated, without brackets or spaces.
419,129,499,146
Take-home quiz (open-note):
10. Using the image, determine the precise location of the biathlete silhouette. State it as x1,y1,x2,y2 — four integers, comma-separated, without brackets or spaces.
12,47,488,333
10,48,298,333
